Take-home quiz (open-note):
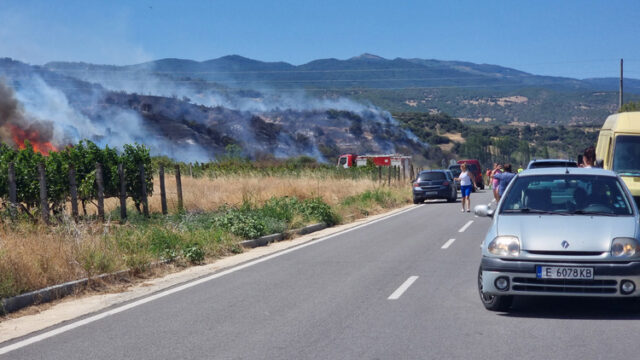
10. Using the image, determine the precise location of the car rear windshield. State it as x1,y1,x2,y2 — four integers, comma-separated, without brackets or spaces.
463,164,478,173
500,175,633,216
613,135,640,176
529,161,578,169
419,172,447,181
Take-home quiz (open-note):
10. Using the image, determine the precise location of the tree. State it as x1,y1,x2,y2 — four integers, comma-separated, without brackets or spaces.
619,101,640,113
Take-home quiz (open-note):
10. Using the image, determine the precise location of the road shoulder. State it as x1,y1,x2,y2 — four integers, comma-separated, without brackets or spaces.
0,204,416,344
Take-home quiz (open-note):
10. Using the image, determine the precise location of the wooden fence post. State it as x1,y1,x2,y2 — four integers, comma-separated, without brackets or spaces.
38,162,48,224
378,166,382,183
96,163,105,221
387,165,391,186
118,163,127,221
8,162,17,220
410,164,415,181
175,165,183,211
159,164,167,215
139,163,149,217
69,164,78,221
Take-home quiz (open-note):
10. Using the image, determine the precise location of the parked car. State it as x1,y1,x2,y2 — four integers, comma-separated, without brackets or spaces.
457,159,484,190
412,170,457,204
447,164,462,190
526,159,578,169
475,167,640,311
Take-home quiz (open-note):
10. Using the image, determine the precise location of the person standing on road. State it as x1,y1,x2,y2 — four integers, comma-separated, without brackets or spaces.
454,163,476,212
493,163,516,201
583,146,596,168
485,168,492,188
491,163,502,202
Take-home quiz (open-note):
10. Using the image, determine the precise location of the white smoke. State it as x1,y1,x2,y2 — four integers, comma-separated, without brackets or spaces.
1,74,210,161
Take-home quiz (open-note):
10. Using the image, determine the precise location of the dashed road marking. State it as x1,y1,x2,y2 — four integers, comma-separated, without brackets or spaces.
458,220,473,233
388,276,419,300
441,238,456,249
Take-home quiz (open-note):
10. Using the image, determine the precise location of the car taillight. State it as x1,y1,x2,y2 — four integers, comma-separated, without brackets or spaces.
443,181,449,186
413,182,420,188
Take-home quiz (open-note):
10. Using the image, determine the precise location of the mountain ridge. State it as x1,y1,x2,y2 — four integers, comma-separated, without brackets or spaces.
40,54,640,125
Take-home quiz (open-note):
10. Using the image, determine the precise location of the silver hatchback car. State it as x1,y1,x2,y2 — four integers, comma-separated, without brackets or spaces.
475,167,640,311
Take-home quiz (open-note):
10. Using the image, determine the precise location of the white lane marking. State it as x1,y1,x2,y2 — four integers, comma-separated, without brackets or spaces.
458,220,474,233
0,205,423,355
388,276,419,300
441,238,456,249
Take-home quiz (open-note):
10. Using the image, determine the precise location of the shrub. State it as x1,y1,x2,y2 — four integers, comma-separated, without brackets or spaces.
149,228,182,261
183,243,205,264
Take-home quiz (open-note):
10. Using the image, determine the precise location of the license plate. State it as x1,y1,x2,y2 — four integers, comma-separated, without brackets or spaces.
425,191,437,196
536,266,594,279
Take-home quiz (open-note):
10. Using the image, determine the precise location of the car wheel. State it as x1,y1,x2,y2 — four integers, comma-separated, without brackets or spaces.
477,266,513,312
413,197,422,204
447,188,457,202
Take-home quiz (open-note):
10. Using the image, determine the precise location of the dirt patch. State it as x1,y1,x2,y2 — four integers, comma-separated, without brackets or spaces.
442,132,465,143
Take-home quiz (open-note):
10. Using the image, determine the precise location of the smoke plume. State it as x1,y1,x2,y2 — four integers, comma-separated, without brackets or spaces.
0,79,56,153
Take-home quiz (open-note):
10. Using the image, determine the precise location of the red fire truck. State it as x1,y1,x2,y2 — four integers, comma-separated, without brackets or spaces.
337,154,412,169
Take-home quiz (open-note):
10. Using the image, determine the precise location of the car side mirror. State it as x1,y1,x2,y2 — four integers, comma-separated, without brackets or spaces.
474,204,494,218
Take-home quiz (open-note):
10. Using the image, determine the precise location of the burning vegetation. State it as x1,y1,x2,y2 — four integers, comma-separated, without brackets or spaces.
0,80,58,154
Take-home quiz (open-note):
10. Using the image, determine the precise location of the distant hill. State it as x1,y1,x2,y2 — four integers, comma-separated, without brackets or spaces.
44,54,640,125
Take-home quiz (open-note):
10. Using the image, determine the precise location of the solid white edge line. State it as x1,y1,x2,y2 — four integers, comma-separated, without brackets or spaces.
458,220,473,233
388,276,419,300
441,238,456,249
0,204,423,355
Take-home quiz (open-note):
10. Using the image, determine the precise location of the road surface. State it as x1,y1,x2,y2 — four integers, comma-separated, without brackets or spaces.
3,190,640,359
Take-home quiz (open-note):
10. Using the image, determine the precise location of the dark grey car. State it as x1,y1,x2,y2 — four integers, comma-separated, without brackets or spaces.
412,170,457,204
447,164,462,190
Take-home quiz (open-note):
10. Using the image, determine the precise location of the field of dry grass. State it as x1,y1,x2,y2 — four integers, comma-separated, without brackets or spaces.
0,174,411,301
93,174,400,215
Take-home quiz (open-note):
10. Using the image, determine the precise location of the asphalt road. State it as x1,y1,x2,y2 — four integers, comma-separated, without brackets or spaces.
3,190,640,359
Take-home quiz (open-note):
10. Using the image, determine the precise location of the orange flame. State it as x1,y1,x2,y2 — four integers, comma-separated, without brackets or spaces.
8,124,57,155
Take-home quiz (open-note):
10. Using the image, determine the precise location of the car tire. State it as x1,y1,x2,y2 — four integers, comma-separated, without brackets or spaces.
447,188,457,202
413,197,422,204
478,266,513,312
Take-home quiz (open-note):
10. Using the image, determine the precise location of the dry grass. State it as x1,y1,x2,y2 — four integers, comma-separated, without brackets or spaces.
0,221,115,296
90,175,399,215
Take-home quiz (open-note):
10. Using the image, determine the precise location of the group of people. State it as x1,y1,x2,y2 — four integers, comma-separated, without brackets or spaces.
453,146,598,213
489,163,516,203
454,162,517,213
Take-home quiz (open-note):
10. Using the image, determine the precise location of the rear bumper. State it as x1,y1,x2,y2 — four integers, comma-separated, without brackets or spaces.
481,256,640,297
413,187,451,199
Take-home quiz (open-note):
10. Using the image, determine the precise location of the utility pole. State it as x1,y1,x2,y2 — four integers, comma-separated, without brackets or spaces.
619,58,624,110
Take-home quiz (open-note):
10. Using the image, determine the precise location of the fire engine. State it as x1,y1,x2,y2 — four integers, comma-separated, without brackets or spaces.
337,154,412,169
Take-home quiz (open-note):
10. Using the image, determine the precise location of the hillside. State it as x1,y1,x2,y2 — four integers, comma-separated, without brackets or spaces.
44,54,640,126
0,58,427,162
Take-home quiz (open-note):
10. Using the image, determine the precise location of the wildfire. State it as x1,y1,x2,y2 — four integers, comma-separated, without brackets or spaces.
8,124,57,154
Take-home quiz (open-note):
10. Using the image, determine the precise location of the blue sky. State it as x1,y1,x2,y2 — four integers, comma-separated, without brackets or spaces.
1,0,639,79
